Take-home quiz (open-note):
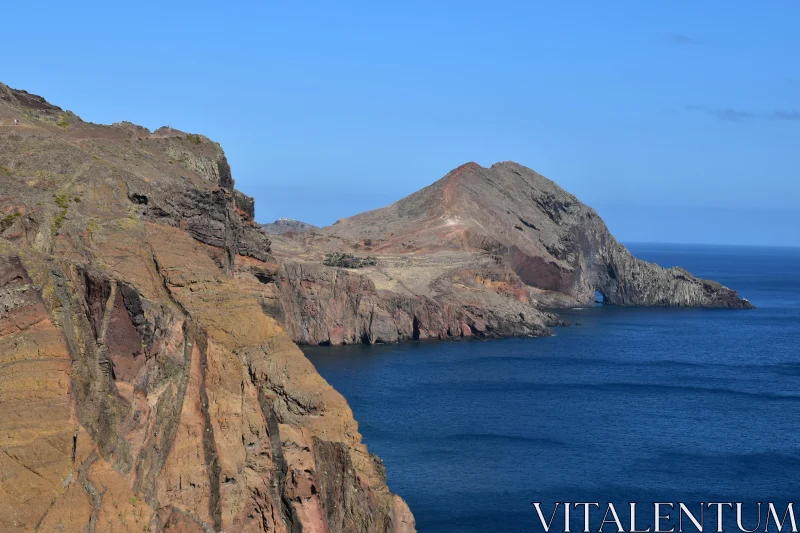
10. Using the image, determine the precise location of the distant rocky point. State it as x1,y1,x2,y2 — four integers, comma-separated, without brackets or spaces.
261,217,318,235
268,161,753,345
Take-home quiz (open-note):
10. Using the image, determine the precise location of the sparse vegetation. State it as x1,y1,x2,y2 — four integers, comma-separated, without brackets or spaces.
117,217,139,230
323,252,377,268
54,193,69,209
56,114,69,129
117,205,140,229
1,212,21,231
187,134,202,145
0,166,11,175
52,213,66,232
52,193,70,233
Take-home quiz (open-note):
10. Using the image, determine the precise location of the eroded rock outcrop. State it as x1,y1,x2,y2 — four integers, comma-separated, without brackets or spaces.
262,219,318,236
0,82,414,533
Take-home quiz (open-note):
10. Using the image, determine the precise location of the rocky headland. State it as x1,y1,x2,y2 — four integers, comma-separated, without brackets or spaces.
266,162,752,345
0,83,414,533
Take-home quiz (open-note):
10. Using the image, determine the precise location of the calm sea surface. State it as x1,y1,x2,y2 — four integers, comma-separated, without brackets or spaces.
304,244,800,532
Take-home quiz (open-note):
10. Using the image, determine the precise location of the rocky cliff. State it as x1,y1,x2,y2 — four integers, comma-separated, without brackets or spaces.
0,83,414,533
264,260,559,345
267,162,751,345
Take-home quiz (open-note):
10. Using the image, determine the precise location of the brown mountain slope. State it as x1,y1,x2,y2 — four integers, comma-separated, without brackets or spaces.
267,162,751,346
0,83,414,533
322,161,752,307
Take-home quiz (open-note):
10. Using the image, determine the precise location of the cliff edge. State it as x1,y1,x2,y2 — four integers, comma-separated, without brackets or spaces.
0,83,414,533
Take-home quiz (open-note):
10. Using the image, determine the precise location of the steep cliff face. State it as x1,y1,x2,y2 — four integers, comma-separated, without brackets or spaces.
265,260,557,345
268,162,751,345
0,83,414,533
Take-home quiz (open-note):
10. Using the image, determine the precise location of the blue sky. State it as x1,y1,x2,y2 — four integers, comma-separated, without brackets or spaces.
3,1,798,245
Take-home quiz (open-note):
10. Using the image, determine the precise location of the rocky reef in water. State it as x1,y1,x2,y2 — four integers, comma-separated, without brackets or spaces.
267,162,752,345
0,82,414,533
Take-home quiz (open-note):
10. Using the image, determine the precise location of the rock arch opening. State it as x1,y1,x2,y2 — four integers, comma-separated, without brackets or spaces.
595,290,605,305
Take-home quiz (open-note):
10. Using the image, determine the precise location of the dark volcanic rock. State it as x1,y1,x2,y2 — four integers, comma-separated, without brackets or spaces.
129,184,272,264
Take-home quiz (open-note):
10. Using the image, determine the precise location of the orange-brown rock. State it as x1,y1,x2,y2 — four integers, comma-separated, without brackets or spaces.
0,82,414,532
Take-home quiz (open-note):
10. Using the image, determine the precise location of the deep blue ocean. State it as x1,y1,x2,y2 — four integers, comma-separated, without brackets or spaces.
305,244,800,533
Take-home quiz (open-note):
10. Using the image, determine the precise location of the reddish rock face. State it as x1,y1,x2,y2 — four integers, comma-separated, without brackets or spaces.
0,82,414,533
0,256,76,532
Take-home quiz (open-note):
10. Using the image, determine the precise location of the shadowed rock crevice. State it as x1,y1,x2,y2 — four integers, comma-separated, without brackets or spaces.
196,329,223,531
51,263,127,460
257,387,303,533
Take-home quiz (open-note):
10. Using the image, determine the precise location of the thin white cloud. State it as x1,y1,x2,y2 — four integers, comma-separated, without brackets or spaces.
687,105,800,123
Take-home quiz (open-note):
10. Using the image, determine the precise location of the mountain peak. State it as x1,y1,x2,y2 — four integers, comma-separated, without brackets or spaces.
450,161,484,173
